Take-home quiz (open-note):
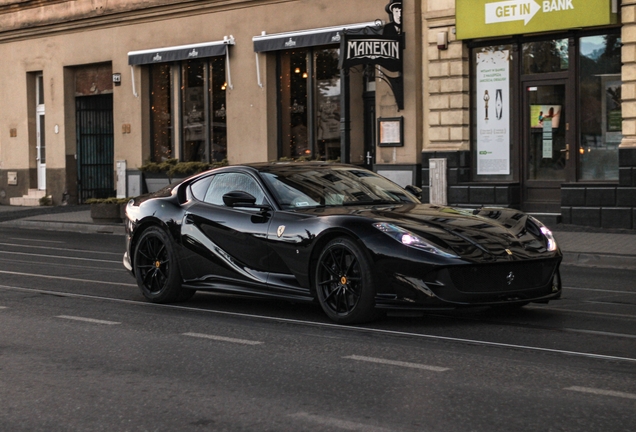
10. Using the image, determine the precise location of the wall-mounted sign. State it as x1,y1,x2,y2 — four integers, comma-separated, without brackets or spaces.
340,35,402,72
476,50,510,175
456,0,618,40
378,117,404,147
339,0,405,109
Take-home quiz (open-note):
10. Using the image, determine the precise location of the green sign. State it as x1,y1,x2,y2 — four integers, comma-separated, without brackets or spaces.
456,0,617,40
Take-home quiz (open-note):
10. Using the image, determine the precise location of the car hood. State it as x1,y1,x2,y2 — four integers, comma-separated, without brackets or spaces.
300,203,556,261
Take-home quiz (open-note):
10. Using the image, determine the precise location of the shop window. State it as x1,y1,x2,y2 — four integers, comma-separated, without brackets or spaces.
522,39,569,74
471,45,517,182
279,47,341,161
578,34,621,181
149,63,172,162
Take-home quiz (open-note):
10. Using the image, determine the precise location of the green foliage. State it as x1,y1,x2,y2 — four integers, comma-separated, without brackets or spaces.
85,197,131,205
139,159,228,179
39,195,53,206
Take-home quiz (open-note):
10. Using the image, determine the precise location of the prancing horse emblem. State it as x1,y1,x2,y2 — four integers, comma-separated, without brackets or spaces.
277,225,286,238
506,271,515,285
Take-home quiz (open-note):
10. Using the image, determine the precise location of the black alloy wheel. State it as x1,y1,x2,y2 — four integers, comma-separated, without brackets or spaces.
133,227,195,303
315,237,377,324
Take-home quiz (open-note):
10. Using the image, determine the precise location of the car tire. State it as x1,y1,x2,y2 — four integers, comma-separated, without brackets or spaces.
134,226,189,303
315,237,378,324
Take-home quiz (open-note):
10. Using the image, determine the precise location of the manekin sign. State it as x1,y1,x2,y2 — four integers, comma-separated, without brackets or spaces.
339,0,405,108
456,0,618,40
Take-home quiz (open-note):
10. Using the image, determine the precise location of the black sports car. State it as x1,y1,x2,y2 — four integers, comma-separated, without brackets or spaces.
123,162,562,324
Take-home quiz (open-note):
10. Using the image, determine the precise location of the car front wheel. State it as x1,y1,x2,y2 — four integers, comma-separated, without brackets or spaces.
133,226,194,303
315,237,378,324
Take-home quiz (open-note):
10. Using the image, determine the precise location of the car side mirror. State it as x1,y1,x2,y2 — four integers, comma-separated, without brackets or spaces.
405,185,423,201
223,191,257,207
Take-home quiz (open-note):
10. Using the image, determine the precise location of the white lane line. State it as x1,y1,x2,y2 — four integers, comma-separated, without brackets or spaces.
563,328,636,340
0,306,7,309
1,284,636,364
565,386,636,400
9,238,66,244
289,412,393,432
345,355,449,372
0,242,121,256
566,287,636,295
0,257,125,273
183,332,263,345
0,250,120,263
527,305,636,320
0,271,136,287
56,315,121,325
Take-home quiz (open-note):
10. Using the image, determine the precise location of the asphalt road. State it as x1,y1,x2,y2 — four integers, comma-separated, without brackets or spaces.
0,227,635,432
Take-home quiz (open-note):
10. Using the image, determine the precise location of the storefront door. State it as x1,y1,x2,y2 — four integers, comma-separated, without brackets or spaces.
522,81,575,213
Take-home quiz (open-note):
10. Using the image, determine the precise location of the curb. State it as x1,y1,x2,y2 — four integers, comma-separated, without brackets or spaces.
0,219,125,235
561,252,636,270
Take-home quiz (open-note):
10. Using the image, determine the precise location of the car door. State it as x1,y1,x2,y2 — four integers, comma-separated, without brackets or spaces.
180,171,273,289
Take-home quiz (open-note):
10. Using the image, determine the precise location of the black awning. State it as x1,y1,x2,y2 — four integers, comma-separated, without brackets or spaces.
128,38,233,66
253,21,382,53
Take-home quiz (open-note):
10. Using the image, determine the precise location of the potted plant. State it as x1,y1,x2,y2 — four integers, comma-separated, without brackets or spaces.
139,159,228,193
86,197,131,223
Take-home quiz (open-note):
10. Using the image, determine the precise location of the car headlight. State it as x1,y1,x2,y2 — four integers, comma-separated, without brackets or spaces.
373,222,459,258
540,226,558,252
529,217,558,252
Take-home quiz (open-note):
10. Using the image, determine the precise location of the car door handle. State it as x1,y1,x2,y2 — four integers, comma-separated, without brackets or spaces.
185,214,195,224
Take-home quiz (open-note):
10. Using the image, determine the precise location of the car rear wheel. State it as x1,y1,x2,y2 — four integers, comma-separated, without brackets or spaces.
134,227,195,303
315,237,377,324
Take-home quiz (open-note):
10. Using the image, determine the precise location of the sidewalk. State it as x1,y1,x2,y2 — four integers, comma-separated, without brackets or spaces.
0,204,634,269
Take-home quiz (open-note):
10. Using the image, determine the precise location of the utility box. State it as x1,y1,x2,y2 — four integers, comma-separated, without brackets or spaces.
116,160,127,198
429,158,447,205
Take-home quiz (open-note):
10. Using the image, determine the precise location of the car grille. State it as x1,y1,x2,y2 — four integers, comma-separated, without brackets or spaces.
449,259,558,293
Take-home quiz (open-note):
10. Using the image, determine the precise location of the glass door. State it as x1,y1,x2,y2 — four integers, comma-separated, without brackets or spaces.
523,81,574,212
36,74,46,191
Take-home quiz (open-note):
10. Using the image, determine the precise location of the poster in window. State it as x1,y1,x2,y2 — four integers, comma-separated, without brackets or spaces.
530,105,561,129
476,50,510,175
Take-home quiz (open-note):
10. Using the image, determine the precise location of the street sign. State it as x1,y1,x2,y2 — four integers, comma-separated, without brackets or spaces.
456,0,617,40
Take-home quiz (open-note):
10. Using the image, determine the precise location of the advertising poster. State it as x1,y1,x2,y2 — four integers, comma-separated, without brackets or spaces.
476,50,510,175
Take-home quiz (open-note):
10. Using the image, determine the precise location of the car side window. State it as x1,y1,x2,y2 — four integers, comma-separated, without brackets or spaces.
190,175,214,202
203,172,267,206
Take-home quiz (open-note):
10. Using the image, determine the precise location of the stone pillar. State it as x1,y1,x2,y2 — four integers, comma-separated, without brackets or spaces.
622,0,636,149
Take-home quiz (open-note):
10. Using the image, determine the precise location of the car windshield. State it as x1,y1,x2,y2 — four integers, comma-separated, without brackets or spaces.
260,166,419,210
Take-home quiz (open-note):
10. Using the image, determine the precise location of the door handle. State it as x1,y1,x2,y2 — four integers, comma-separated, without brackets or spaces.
560,144,570,160
185,214,195,225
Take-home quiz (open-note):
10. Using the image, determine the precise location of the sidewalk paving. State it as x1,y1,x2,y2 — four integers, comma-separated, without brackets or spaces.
0,204,634,269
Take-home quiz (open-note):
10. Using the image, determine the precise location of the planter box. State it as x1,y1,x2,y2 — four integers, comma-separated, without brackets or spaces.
143,173,186,193
90,203,123,223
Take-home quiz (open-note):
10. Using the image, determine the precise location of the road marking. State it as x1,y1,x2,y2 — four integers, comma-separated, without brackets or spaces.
0,257,125,273
1,284,635,364
289,412,393,432
56,315,121,325
565,386,636,400
0,271,136,287
344,355,449,372
562,328,636,340
527,305,636,320
0,242,121,256
566,287,636,295
183,332,263,345
0,250,120,263
0,306,7,309
9,238,66,244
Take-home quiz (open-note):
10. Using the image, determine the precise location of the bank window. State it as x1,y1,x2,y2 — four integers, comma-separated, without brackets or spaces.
182,57,227,163
471,44,517,181
148,57,227,163
149,64,172,162
279,47,341,161
522,39,569,74
578,33,621,181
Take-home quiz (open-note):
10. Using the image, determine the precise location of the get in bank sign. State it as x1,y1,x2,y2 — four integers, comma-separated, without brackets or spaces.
456,0,618,40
